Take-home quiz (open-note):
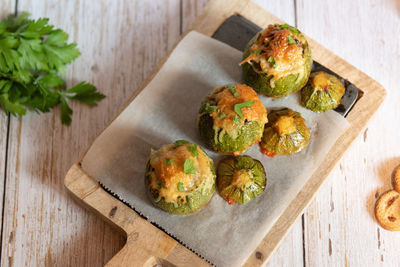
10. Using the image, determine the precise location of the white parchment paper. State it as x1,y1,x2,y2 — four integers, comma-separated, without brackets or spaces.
82,31,349,266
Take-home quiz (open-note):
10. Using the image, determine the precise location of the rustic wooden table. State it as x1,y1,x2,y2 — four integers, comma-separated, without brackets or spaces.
0,0,399,266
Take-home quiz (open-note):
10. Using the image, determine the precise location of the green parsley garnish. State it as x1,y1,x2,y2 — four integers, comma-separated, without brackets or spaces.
288,35,296,45
280,24,299,34
233,115,240,125
157,184,162,189
226,84,240,97
164,157,174,165
0,13,105,125
183,158,196,175
252,49,261,54
177,182,185,191
234,100,255,119
174,140,189,146
219,113,227,119
188,144,198,157
267,56,277,68
205,103,218,113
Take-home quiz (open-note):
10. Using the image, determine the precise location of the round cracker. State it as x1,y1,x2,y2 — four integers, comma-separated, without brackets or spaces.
375,190,400,231
393,165,400,193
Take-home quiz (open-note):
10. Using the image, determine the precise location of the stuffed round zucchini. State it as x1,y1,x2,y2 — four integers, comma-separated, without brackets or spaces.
145,140,216,215
301,71,345,112
217,156,266,205
197,84,268,155
240,24,312,98
260,108,310,156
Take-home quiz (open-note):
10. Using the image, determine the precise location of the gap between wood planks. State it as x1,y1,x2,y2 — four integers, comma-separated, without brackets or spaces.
0,0,18,261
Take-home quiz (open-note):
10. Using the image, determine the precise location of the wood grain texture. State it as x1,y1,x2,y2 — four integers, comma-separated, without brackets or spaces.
0,0,15,255
298,0,400,266
1,1,181,266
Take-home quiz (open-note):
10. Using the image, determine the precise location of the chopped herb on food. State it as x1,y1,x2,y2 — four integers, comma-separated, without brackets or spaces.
157,184,162,189
234,100,255,119
219,113,227,119
177,182,184,191
288,35,296,45
252,49,261,54
0,13,105,125
280,23,299,33
174,140,189,146
205,103,218,113
164,157,174,165
233,115,240,125
188,144,198,157
267,56,277,68
183,158,196,174
226,84,240,97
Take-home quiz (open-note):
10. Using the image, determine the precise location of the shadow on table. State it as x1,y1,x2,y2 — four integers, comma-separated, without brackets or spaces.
366,156,400,223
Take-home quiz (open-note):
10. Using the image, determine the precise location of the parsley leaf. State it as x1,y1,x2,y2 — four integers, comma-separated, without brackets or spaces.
157,184,162,189
252,49,261,54
233,115,240,125
174,140,189,146
188,144,198,157
183,158,196,175
177,182,185,191
205,103,218,113
280,24,299,33
0,13,105,125
267,56,277,68
234,100,255,119
288,35,296,45
219,113,226,119
226,84,240,97
164,157,174,165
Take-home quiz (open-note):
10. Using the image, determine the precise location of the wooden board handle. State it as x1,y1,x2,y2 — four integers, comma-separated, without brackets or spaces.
65,163,209,266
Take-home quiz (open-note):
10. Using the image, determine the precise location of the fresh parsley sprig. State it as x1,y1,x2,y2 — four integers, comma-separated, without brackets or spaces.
0,13,105,125
183,158,196,175
267,56,277,68
234,100,255,119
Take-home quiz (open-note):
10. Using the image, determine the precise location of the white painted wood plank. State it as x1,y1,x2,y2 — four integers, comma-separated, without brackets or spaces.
0,0,15,255
297,0,400,266
1,1,181,266
252,0,296,27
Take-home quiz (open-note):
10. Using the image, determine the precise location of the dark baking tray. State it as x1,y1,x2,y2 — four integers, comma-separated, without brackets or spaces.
212,15,359,117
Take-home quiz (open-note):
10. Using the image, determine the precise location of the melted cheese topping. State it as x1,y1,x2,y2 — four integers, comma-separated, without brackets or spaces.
273,115,297,136
232,169,254,191
312,72,330,91
148,144,214,203
208,84,268,139
241,24,307,86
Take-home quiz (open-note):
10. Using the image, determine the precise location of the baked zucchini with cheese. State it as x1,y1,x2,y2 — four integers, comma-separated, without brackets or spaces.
301,71,345,112
145,140,216,215
241,24,312,98
217,156,266,205
197,84,268,155
260,108,310,156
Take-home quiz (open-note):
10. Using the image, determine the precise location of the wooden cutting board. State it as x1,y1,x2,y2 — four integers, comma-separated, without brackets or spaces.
64,0,385,265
